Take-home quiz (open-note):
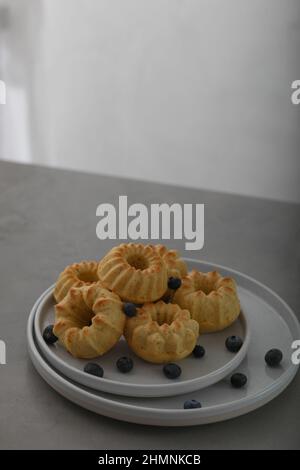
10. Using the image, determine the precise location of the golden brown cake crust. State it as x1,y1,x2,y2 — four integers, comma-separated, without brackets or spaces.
53,284,125,358
124,301,199,363
154,244,188,278
174,270,240,333
98,243,168,303
54,260,101,303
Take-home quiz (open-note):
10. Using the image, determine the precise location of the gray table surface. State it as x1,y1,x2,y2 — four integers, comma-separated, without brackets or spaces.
0,160,299,450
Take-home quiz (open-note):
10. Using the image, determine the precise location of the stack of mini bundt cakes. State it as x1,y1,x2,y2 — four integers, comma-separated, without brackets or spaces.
51,243,240,363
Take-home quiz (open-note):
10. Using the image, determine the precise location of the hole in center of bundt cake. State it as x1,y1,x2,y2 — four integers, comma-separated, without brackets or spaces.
76,271,99,283
126,254,149,271
75,306,95,328
194,276,216,295
85,312,95,327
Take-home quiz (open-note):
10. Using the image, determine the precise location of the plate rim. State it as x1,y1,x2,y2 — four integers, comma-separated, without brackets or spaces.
27,288,299,426
29,259,300,403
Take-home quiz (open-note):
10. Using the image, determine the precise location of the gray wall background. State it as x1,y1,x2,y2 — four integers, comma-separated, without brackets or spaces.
1,0,300,202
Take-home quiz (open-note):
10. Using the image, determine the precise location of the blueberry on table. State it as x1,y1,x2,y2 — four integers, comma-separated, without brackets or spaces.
168,277,182,290
84,363,104,377
42,325,58,345
193,345,205,358
230,372,247,388
123,302,137,317
116,356,134,373
163,363,182,379
225,335,243,353
265,349,283,367
184,399,202,409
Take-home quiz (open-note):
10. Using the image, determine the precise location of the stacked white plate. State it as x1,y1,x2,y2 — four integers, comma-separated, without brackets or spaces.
27,259,300,426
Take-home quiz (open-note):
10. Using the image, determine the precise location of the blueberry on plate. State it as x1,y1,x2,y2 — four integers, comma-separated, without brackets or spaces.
123,302,137,317
193,345,205,358
230,372,247,388
84,363,104,377
184,399,202,409
168,277,182,290
116,356,134,373
42,325,58,345
265,349,283,367
163,363,182,379
225,335,243,353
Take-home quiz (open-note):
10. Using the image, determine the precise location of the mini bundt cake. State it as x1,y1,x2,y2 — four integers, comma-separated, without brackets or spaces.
54,261,101,303
53,284,125,358
154,244,188,278
174,270,240,333
98,243,168,304
124,301,199,363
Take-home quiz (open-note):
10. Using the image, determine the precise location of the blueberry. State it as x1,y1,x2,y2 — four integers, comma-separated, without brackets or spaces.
230,372,247,388
42,325,58,345
116,356,134,373
123,302,137,317
225,335,243,353
168,277,182,290
163,363,182,379
84,362,104,377
265,349,283,367
184,399,202,409
193,345,205,358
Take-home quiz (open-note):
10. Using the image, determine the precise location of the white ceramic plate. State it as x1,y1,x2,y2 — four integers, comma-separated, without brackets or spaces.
34,260,250,397
27,260,300,426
